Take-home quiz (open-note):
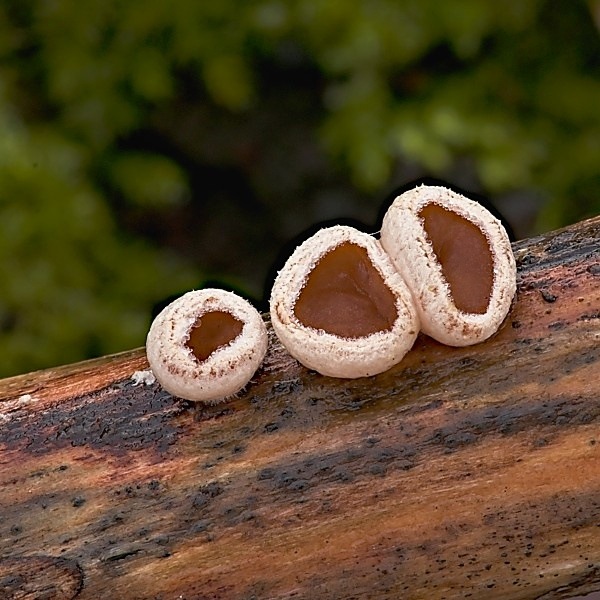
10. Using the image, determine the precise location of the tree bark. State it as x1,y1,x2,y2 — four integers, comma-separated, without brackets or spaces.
1,216,599,600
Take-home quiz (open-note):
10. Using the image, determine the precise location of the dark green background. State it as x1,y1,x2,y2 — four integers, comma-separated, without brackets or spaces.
1,0,599,377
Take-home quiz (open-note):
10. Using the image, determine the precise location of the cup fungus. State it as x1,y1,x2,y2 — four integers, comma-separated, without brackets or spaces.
270,225,419,378
146,289,268,403
380,185,516,346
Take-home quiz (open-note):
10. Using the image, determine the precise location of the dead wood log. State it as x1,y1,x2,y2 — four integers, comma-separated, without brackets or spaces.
0,216,599,600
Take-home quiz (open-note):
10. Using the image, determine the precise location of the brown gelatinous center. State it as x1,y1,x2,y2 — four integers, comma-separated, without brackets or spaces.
420,203,494,314
186,310,243,362
293,242,398,338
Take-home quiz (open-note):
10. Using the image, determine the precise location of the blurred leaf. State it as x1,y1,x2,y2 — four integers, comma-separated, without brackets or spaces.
203,54,255,110
130,47,174,101
108,153,190,207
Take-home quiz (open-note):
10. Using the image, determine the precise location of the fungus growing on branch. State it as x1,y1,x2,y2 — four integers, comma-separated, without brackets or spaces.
380,185,516,346
270,226,419,378
146,289,268,403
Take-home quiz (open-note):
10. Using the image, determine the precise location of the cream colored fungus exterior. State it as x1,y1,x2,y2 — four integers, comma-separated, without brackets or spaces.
380,185,516,346
146,289,268,403
270,225,419,378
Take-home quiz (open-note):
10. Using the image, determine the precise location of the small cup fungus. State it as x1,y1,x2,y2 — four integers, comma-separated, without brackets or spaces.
380,185,516,346
270,225,419,378
146,289,268,403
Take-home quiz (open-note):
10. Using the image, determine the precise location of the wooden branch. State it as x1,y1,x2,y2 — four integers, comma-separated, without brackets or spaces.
1,216,599,600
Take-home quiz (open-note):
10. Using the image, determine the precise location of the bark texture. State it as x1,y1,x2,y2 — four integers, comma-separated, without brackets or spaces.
1,216,599,600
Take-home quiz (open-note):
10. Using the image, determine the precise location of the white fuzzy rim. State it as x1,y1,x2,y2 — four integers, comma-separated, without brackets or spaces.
146,289,268,403
380,185,516,346
270,225,419,378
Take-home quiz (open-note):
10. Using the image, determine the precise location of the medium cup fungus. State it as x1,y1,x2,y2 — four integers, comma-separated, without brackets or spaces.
380,185,516,346
270,225,419,378
146,289,268,403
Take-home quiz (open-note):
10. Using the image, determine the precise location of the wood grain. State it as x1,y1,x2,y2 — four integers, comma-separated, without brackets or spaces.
1,216,599,600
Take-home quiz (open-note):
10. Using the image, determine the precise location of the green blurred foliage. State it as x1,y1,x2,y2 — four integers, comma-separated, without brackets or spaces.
0,99,196,375
0,0,599,376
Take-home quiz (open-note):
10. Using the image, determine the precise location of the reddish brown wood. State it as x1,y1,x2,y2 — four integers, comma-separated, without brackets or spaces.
1,216,599,600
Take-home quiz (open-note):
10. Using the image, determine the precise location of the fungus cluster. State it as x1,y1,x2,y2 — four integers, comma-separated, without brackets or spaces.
145,184,516,403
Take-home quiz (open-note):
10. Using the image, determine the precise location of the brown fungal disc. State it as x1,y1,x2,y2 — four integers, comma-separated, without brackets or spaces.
186,311,243,362
293,242,398,338
420,203,494,314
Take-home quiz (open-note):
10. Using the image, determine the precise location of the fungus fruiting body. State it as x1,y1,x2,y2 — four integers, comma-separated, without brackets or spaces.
146,289,268,403
270,225,419,378
380,185,516,346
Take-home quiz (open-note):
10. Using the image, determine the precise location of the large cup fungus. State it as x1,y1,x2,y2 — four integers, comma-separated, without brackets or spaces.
270,226,419,378
146,289,268,403
380,185,516,346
